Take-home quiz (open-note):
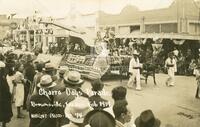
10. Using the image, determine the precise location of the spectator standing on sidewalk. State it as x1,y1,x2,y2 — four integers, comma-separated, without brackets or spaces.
14,64,26,118
0,61,13,127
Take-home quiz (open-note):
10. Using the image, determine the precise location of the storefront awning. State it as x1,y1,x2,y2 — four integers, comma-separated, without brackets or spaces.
116,32,200,41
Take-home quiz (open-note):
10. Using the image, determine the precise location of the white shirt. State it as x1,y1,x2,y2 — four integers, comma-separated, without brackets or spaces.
129,57,141,73
165,57,177,72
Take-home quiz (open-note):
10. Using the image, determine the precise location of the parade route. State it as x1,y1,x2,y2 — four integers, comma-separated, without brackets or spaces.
8,74,200,127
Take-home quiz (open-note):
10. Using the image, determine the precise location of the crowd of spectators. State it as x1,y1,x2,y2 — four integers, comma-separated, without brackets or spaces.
0,49,163,127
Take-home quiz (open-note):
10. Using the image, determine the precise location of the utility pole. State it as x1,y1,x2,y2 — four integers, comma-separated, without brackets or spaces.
193,0,200,35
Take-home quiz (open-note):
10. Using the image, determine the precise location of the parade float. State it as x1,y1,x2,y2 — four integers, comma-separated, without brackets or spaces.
18,20,163,80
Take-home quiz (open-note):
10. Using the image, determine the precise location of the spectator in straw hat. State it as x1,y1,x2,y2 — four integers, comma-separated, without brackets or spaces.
127,50,142,90
165,52,177,87
0,61,13,127
63,71,88,98
43,62,58,81
135,110,161,127
53,66,69,92
29,75,57,127
83,110,116,127
54,71,88,127
62,96,92,127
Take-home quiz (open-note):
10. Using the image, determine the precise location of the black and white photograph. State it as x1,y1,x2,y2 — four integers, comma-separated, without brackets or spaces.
0,0,200,127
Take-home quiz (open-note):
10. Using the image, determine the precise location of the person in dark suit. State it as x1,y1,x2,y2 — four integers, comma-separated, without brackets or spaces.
89,79,110,110
0,61,13,127
24,55,36,110
29,75,57,127
54,71,88,127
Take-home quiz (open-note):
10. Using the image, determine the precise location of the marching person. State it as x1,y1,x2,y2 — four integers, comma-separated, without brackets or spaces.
127,50,142,90
165,52,177,87
194,63,200,99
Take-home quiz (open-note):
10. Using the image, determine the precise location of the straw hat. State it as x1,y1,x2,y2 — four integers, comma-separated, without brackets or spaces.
65,97,92,124
43,63,57,72
64,71,84,85
37,75,56,88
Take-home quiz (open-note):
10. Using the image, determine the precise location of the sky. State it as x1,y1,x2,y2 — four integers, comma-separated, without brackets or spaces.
0,0,175,18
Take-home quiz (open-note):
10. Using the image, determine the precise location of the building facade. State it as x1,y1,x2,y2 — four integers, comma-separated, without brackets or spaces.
98,0,200,40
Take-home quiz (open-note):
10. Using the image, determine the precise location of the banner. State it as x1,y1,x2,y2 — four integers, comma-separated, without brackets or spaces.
59,53,101,79
59,53,131,79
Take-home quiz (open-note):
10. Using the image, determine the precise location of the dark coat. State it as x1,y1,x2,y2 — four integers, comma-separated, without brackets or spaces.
53,87,89,126
0,71,13,123
24,63,36,82
29,94,57,127
53,89,76,127
89,95,110,110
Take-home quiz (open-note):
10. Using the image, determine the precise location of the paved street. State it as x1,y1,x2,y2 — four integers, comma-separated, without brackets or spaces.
7,73,200,127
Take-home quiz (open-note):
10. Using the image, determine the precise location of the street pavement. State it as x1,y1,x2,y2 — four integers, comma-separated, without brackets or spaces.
7,74,200,127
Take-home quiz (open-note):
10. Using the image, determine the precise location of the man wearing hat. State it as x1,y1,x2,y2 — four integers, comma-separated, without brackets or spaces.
52,66,69,92
127,50,142,90
165,52,177,87
62,96,92,127
54,71,88,127
29,75,57,127
135,110,161,127
43,62,58,81
83,109,116,127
